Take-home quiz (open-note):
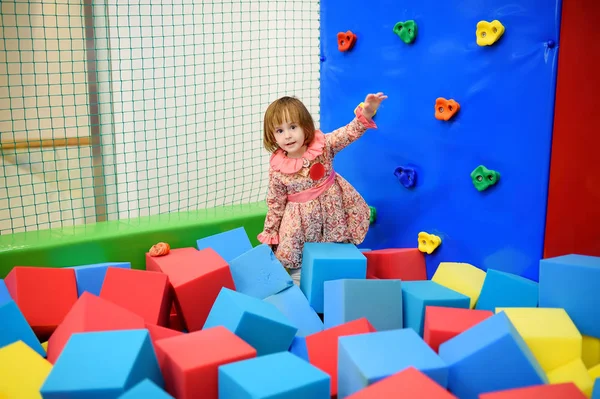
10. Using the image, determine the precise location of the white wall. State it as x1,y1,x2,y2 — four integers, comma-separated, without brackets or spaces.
0,0,320,234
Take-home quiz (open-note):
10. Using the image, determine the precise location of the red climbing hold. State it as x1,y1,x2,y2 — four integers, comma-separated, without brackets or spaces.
337,31,357,52
309,162,325,181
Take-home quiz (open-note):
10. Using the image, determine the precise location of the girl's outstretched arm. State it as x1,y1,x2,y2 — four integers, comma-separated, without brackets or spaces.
257,170,287,245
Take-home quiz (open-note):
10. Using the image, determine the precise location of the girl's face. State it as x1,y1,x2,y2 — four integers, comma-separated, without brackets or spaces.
273,118,306,158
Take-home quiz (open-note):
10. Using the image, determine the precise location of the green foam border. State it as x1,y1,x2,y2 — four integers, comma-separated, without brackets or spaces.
0,202,268,278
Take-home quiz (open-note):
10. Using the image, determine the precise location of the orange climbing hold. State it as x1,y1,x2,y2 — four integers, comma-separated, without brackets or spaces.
337,31,357,52
435,98,460,121
149,242,171,257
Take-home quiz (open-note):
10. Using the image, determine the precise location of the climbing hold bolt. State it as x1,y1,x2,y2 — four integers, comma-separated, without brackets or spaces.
337,31,357,52
394,166,416,189
418,232,441,254
476,20,505,46
435,98,460,121
470,165,500,191
393,20,418,44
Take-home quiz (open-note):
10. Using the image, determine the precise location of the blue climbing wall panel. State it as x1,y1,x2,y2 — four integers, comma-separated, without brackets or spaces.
320,1,562,281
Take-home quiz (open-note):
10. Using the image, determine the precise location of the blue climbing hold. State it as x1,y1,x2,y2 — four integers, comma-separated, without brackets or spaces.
394,166,416,188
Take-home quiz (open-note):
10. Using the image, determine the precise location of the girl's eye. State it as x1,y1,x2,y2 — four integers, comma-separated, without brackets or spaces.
275,129,282,134
291,125,296,130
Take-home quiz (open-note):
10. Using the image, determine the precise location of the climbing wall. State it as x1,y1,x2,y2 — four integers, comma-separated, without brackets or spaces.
320,1,562,281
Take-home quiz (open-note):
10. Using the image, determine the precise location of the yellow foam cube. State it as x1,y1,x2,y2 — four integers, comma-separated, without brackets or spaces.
497,307,582,373
41,341,48,355
547,358,593,398
588,363,600,381
431,262,486,308
583,335,600,368
0,340,53,398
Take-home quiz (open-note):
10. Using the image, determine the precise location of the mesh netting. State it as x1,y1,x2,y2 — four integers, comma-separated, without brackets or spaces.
0,0,320,235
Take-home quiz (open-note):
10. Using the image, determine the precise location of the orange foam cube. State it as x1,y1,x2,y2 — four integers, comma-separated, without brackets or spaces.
479,382,586,398
4,266,78,341
346,366,457,398
364,248,427,280
155,325,257,399
146,247,236,332
424,305,493,352
46,292,146,363
99,267,172,326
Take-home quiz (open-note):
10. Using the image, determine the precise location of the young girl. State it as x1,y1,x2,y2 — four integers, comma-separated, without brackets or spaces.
257,92,387,285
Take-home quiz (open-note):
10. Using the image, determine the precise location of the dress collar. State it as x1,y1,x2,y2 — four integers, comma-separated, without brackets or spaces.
269,130,325,174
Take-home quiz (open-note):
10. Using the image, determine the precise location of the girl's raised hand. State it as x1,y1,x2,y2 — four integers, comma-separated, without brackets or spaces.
362,92,388,119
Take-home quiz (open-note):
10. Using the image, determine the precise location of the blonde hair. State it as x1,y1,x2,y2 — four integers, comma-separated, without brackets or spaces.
263,96,316,153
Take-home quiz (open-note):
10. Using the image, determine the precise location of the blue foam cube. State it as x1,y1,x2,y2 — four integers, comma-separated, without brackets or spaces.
539,254,600,337
263,284,323,337
229,244,293,299
289,336,309,360
41,329,164,398
337,328,448,398
118,379,174,398
402,280,470,336
593,378,600,399
203,287,297,355
0,279,11,305
219,351,330,398
439,311,547,399
300,243,367,313
324,279,402,331
475,269,538,311
0,300,46,357
68,262,131,297
196,226,252,262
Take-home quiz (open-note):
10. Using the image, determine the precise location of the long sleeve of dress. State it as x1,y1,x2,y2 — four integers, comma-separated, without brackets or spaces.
257,169,287,245
326,107,377,156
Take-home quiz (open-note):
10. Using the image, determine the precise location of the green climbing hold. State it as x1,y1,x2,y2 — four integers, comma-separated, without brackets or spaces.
393,20,418,44
471,165,500,192
369,206,377,224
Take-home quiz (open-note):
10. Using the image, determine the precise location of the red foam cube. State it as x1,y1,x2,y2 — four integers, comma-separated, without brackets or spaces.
346,366,457,398
4,266,78,340
146,247,236,332
155,325,257,399
305,317,376,397
46,291,146,363
363,248,427,280
479,382,586,398
424,305,494,353
144,322,185,370
99,267,172,326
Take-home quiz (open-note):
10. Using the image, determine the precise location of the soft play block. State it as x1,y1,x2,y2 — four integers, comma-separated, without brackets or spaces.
146,247,236,332
196,226,253,262
323,278,403,331
4,266,78,340
203,287,297,355
144,323,185,369
0,340,52,398
539,254,600,337
431,262,486,308
118,379,174,399
402,280,471,336
300,243,367,313
155,325,256,399
475,269,538,311
0,299,46,357
546,358,594,397
218,351,330,398
290,317,376,397
438,311,547,399
363,248,427,280
46,291,146,363
68,261,131,297
345,366,457,399
41,329,164,398
423,305,493,353
593,381,600,399
479,382,586,398
338,328,448,398
583,335,600,368
263,284,324,337
497,307,582,373
100,267,172,326
0,279,11,305
228,243,293,299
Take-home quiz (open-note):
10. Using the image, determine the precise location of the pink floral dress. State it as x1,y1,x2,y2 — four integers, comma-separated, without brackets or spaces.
257,108,377,270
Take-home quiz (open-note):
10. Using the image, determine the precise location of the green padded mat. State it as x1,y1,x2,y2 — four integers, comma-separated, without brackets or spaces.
0,202,268,279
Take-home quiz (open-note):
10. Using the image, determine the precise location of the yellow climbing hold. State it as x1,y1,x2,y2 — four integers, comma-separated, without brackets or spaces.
354,102,376,117
417,232,441,254
476,20,505,46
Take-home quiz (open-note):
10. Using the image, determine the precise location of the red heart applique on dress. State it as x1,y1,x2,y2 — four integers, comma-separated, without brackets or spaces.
309,162,325,181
